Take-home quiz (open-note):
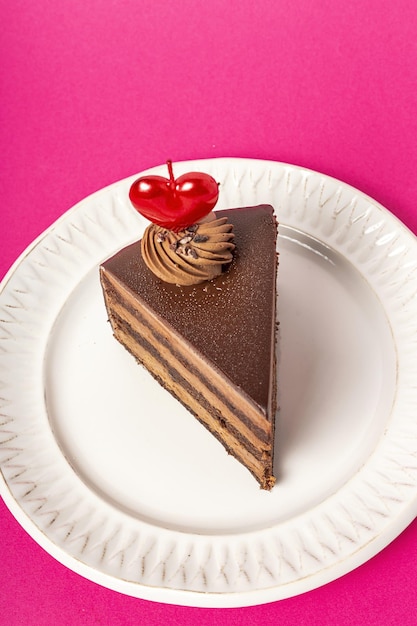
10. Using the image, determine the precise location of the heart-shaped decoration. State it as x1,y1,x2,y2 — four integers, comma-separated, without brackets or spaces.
129,161,219,231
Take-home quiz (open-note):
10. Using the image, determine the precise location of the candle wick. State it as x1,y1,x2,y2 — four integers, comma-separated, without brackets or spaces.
167,160,175,186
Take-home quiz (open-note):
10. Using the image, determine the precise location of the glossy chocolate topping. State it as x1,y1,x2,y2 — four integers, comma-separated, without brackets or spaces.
102,205,278,413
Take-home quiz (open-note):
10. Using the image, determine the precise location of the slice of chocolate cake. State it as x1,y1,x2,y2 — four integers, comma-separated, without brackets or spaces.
100,205,278,489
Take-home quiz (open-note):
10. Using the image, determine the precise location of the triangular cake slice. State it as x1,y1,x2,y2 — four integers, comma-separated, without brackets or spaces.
100,205,278,489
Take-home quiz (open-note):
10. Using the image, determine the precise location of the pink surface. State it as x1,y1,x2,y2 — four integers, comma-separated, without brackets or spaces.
1,0,417,624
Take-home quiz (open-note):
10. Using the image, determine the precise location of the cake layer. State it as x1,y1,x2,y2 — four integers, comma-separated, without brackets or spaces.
101,270,275,486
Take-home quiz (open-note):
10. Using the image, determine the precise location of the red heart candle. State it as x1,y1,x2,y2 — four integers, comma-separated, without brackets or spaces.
129,160,219,231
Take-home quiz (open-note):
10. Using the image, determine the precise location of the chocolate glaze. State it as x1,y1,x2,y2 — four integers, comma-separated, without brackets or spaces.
101,205,278,416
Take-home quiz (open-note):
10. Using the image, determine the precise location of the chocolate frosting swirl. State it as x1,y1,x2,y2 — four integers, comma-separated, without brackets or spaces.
141,216,235,285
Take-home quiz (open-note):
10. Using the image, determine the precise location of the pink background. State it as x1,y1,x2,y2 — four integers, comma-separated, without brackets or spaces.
1,1,417,624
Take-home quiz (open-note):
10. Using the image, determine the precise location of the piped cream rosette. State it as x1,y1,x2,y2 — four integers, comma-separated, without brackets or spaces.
141,215,235,286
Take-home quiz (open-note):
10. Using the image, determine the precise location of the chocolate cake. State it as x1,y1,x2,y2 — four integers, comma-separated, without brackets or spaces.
100,204,278,489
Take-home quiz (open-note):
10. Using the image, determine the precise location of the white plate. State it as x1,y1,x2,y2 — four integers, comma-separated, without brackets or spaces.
1,158,417,608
